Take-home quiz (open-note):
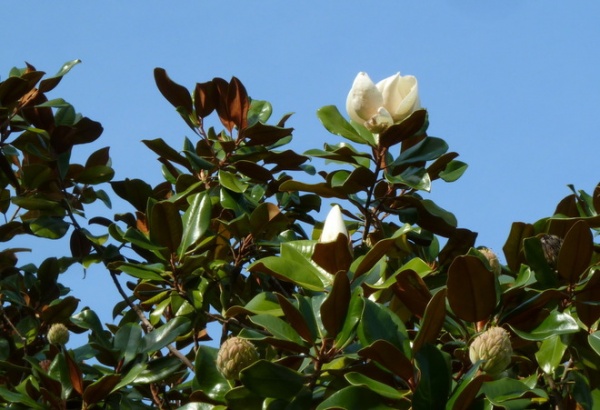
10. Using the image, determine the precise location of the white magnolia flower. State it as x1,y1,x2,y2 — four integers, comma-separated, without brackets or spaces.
346,72,420,132
320,205,348,243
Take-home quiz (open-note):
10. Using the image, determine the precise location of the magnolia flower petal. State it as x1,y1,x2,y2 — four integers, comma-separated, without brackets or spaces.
365,107,394,133
377,73,421,123
320,205,348,243
346,72,383,124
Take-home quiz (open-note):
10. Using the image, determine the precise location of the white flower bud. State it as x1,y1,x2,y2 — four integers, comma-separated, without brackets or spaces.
319,205,348,243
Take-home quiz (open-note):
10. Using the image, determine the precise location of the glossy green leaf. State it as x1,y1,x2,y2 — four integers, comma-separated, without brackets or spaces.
226,292,283,317
317,105,371,145
179,192,212,259
115,262,166,281
134,356,184,384
224,386,263,409
439,160,468,182
247,99,272,126
239,360,304,400
588,331,600,356
141,317,191,353
481,378,548,407
535,335,567,374
123,227,166,251
447,255,497,323
249,314,305,345
195,346,230,402
219,170,248,193
358,299,410,356
509,310,578,341
445,364,489,410
316,385,390,410
38,59,81,92
29,217,70,239
0,386,45,409
113,323,143,365
345,372,407,400
248,247,326,292
391,136,448,167
75,165,114,185
413,344,451,410
334,288,365,349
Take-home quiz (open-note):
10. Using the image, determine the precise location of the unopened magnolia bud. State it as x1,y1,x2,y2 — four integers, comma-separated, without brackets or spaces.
469,326,512,375
216,337,259,380
319,205,348,243
478,247,501,276
540,234,563,269
47,323,70,346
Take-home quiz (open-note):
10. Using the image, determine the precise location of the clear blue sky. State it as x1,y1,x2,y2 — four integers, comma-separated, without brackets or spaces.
3,2,600,335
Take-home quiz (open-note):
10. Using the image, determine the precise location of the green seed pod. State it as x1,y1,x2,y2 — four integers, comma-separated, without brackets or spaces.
47,323,70,346
216,337,259,380
469,326,512,375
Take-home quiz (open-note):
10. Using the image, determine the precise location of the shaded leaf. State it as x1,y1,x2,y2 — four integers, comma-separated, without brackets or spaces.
154,68,193,114
316,386,390,410
447,256,497,323
240,360,304,400
320,271,351,338
412,289,446,355
557,220,592,284
509,310,578,341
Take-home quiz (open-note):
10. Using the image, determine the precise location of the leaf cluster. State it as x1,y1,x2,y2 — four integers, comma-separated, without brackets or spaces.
0,62,598,409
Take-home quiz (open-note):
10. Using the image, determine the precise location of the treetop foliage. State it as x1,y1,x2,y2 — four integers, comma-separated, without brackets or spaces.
0,61,599,409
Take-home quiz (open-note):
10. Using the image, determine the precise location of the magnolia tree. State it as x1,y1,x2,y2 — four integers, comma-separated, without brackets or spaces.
0,61,599,410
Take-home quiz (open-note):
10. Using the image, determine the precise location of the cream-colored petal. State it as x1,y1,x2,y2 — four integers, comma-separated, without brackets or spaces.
346,72,383,124
320,205,348,243
378,74,420,123
365,107,394,133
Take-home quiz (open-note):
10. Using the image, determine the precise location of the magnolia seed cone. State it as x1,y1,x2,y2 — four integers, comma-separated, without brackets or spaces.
47,323,70,346
216,337,259,380
469,326,512,375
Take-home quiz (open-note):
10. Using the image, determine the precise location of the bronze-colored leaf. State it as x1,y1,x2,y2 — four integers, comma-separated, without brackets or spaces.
193,80,218,118
235,160,273,183
593,183,600,214
70,229,92,259
276,293,315,344
554,194,579,217
502,222,534,272
392,269,432,319
320,271,351,338
358,340,414,386
150,201,182,253
243,122,293,146
378,109,427,149
64,350,84,395
412,289,446,355
438,228,477,268
85,147,110,168
427,152,459,181
447,255,497,323
312,234,353,275
82,375,121,406
227,76,249,131
557,220,592,284
153,68,193,114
